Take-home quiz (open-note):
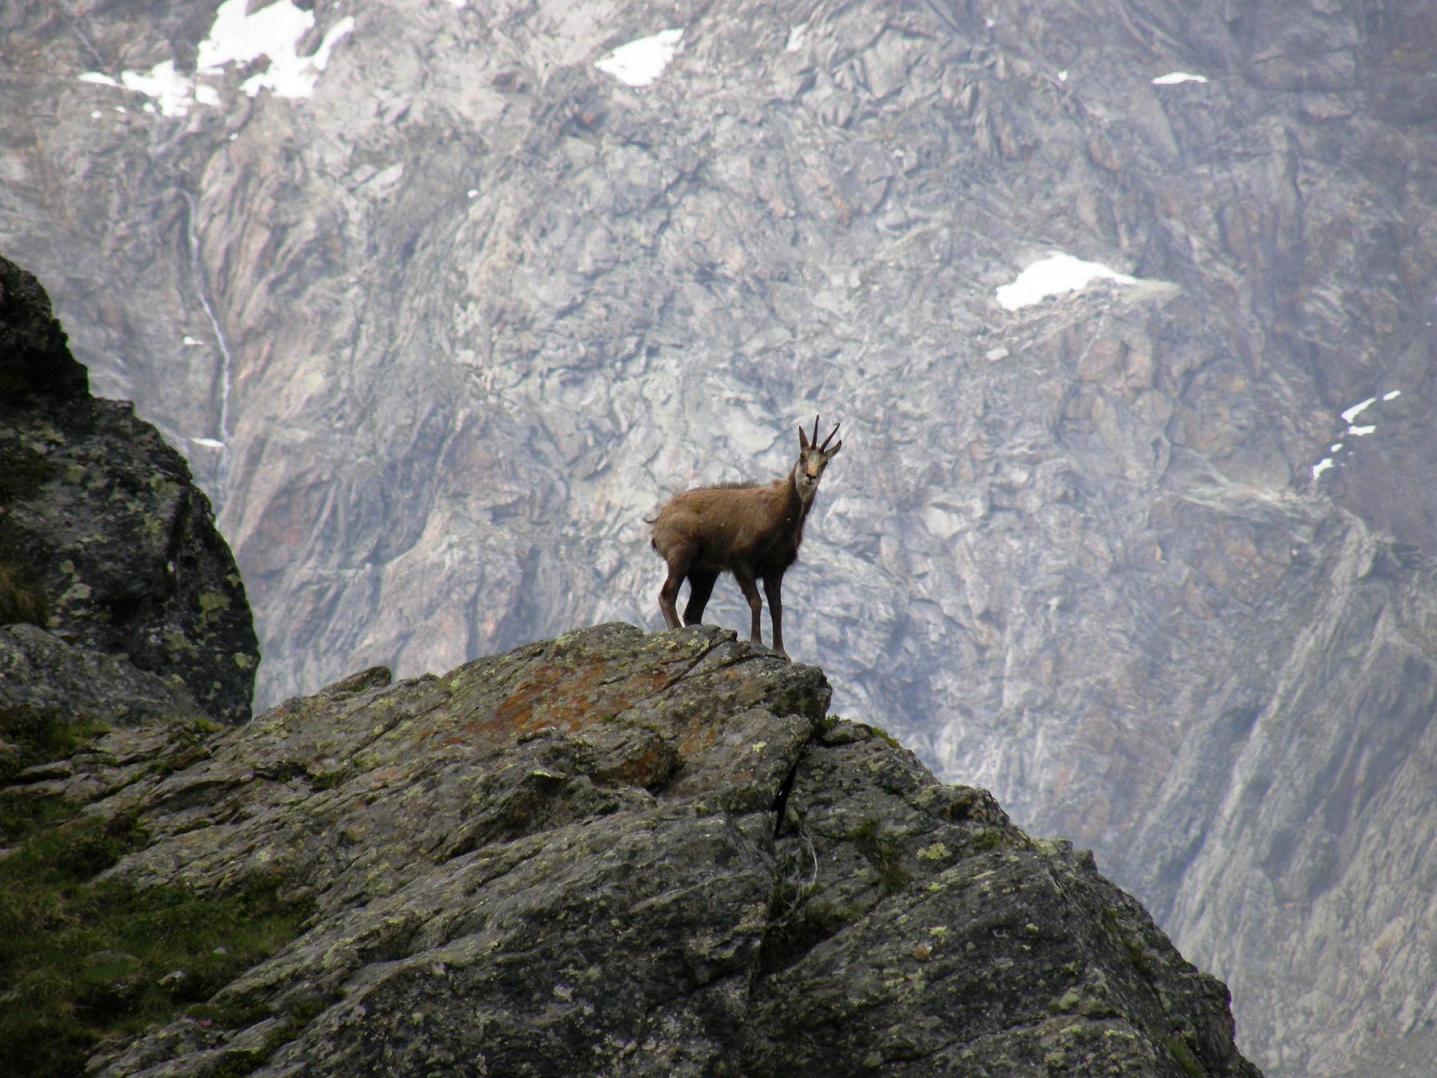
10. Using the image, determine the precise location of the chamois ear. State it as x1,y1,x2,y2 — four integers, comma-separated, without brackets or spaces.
798,423,810,450
824,438,842,458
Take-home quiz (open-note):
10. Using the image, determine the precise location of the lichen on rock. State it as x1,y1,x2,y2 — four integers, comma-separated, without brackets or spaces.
13,622,1259,1077
0,253,258,724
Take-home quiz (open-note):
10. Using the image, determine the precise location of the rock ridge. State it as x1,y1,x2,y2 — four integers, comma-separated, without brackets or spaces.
7,621,1259,1076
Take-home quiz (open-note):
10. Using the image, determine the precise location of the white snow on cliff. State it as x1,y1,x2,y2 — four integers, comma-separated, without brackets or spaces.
595,29,684,87
78,0,352,116
201,0,354,99
1311,390,1403,479
1341,397,1377,424
995,252,1137,311
1152,72,1209,85
79,63,204,118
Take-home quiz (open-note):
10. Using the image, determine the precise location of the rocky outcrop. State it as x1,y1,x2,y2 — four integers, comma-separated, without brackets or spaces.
0,253,257,724
9,622,1257,1076
4,3,1436,1072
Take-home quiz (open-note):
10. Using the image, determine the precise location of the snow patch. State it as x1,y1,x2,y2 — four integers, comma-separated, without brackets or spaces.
1152,72,1209,85
80,63,193,117
595,29,683,87
786,24,808,53
191,437,226,449
995,252,1137,311
1312,390,1402,481
201,1,354,99
77,0,353,116
1340,397,1376,424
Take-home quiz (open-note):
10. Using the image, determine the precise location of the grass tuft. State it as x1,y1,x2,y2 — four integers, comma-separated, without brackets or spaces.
0,704,110,783
0,806,313,1077
0,442,57,626
0,559,48,625
851,817,912,895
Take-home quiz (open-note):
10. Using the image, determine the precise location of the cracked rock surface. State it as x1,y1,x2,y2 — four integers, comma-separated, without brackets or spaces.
23,623,1257,1076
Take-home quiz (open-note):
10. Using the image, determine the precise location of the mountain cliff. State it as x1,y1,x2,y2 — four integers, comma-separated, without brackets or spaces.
0,304,1257,1072
3,2,1435,1072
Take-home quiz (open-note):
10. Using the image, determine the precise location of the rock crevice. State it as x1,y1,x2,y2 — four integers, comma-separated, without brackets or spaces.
7,621,1257,1077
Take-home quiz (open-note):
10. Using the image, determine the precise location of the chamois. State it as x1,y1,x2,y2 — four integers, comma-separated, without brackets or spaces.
650,415,842,657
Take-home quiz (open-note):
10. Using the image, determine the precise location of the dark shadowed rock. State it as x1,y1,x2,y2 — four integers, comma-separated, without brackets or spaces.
15,623,1259,1077
0,622,203,731
0,253,258,723
0,252,87,400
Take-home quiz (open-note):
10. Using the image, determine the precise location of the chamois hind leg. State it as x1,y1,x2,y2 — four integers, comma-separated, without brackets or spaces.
658,545,695,630
684,570,717,625
734,569,764,646
762,572,786,658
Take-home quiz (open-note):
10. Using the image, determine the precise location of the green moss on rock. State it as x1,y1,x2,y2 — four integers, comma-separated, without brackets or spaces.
0,807,312,1078
0,703,110,782
0,560,48,627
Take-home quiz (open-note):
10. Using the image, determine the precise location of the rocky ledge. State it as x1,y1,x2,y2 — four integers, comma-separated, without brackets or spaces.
5,622,1258,1076
0,252,257,727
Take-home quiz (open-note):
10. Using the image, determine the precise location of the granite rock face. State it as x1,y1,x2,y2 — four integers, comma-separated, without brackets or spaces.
0,254,258,724
3,3,1436,1072
12,622,1257,1077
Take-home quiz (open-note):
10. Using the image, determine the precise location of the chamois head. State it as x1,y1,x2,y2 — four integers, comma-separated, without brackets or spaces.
795,415,842,503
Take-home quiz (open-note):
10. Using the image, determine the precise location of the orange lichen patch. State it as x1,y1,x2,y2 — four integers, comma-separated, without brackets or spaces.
489,659,675,742
668,711,725,763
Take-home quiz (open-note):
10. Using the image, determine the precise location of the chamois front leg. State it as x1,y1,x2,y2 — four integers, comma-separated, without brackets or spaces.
762,572,786,657
734,569,764,645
